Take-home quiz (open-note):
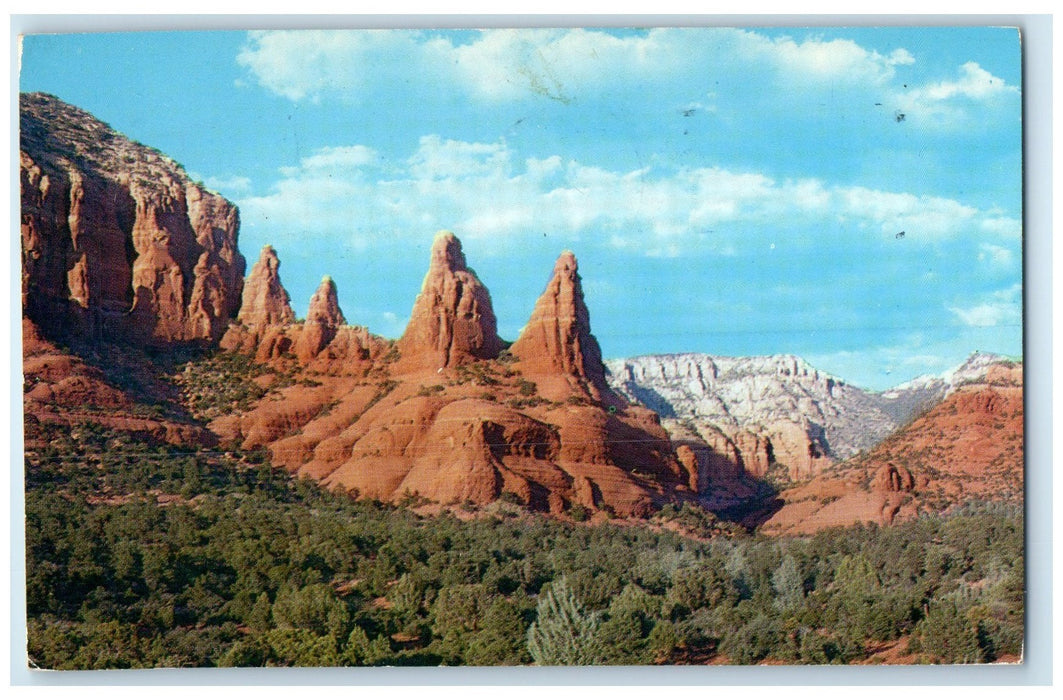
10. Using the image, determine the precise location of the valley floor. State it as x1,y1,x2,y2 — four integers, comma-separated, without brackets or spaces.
25,419,1023,669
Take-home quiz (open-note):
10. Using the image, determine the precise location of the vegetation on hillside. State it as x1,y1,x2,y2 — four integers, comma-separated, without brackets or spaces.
25,420,1023,669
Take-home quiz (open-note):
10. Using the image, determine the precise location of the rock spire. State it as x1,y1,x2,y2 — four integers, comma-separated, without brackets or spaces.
237,245,295,329
397,231,502,369
510,250,611,400
296,275,346,361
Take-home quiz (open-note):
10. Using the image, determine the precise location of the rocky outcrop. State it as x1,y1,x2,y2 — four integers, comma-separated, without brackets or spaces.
511,251,615,403
732,430,773,478
211,233,688,518
766,420,832,481
237,245,295,329
296,275,346,362
397,232,502,370
760,362,1023,536
220,253,383,371
872,463,916,493
675,445,699,492
20,92,245,345
220,245,297,361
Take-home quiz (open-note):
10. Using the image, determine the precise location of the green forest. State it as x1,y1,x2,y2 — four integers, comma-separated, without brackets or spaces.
25,419,1023,669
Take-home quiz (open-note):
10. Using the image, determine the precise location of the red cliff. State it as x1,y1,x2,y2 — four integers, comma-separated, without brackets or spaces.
20,92,245,345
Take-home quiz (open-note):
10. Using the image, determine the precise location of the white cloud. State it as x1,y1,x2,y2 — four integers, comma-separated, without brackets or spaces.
915,61,1017,102
236,30,427,101
235,28,915,104
895,61,1019,129
888,48,916,66
948,284,1022,328
837,187,978,237
739,31,905,87
978,243,1016,268
408,136,511,180
238,135,1014,259
298,145,379,171
236,29,1016,134
980,216,1022,238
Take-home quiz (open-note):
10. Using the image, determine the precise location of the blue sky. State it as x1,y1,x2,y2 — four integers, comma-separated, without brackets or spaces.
19,27,1022,390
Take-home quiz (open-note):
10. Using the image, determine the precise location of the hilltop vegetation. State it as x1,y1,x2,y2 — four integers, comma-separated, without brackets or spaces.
26,419,1022,668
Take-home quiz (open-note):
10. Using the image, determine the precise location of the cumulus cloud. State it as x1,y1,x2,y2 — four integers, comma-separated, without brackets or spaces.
237,29,887,100
236,30,431,101
837,187,979,238
735,31,909,88
235,27,1020,145
895,61,1019,128
237,135,1015,259
948,284,1022,328
295,145,379,172
914,61,1017,102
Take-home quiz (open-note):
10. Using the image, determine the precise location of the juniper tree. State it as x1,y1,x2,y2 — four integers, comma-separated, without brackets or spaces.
526,577,605,665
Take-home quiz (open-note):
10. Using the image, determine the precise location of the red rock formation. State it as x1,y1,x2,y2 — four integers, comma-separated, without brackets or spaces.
872,463,916,493
766,421,832,481
733,430,773,478
296,275,346,362
397,232,502,370
694,425,746,483
510,250,614,403
760,365,1023,535
20,93,245,345
208,232,684,518
237,245,295,329
221,245,297,361
676,445,699,491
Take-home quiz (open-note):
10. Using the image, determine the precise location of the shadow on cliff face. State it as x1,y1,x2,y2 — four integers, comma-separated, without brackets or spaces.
695,475,786,532
711,492,786,531
37,320,213,425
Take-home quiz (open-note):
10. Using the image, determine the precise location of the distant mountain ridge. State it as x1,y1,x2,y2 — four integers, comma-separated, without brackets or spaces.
760,360,1024,535
604,351,1017,485
876,352,1019,422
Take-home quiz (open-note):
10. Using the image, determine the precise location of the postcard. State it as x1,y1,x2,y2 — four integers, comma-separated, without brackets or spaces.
18,24,1025,672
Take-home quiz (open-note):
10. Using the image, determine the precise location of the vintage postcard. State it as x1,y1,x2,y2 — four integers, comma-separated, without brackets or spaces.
18,25,1024,671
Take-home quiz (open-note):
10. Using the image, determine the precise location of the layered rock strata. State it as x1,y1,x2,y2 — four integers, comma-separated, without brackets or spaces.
211,235,690,517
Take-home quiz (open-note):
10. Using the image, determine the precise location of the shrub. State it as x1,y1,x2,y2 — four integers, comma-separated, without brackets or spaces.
568,504,590,522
